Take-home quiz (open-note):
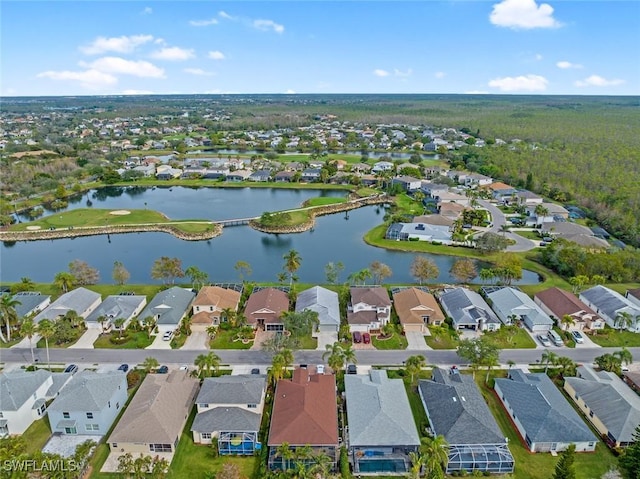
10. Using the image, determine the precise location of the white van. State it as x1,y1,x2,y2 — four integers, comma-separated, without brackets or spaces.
547,330,564,347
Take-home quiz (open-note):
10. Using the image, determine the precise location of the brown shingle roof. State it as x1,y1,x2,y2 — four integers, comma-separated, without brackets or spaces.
108,370,199,445
487,181,513,191
393,288,445,326
244,288,289,326
534,287,601,323
193,286,241,311
268,368,338,447
627,289,640,301
350,287,391,308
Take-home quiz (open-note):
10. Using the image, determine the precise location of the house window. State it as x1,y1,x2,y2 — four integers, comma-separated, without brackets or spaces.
574,393,579,400
201,433,212,439
209,306,213,312
86,412,93,419
37,404,46,416
63,412,70,419
589,410,594,418
116,402,120,409
0,412,3,418
85,424,99,431
112,443,118,448
248,404,257,409
201,403,209,408
64,427,77,435
108,401,111,408
588,442,595,448
150,444,172,452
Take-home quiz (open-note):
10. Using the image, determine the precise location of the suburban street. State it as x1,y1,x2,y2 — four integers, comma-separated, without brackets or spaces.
478,199,537,252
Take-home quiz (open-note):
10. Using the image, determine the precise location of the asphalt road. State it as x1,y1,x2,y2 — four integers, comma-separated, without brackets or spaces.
3,346,638,369
478,199,536,252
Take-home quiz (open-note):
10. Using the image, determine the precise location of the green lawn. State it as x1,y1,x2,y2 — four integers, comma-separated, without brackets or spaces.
476,372,618,479
394,193,425,216
209,328,253,349
304,197,347,207
168,407,256,479
372,332,408,350
22,417,52,454
295,335,318,350
425,326,460,349
93,331,153,349
484,326,537,349
36,327,85,348
10,208,171,230
0,336,24,348
588,326,640,347
515,230,542,241
171,332,188,349
355,187,379,197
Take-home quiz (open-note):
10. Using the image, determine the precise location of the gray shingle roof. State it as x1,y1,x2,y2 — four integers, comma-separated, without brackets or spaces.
486,287,553,328
138,287,195,326
565,366,640,444
418,369,506,445
196,375,266,405
48,370,126,412
11,292,51,319
0,370,51,411
46,373,73,397
85,295,147,323
495,370,595,444
580,285,640,323
345,370,420,447
439,288,500,328
33,287,101,323
191,407,261,433
295,286,340,328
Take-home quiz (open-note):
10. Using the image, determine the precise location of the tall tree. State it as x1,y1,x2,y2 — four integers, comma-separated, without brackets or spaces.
410,256,439,285
552,444,576,479
54,271,76,293
614,311,634,330
370,261,393,284
560,314,576,331
283,249,302,288
0,294,20,342
142,357,159,372
475,232,509,254
113,318,126,339
20,319,37,365
324,261,344,284
619,425,640,479
614,347,633,366
405,354,426,385
69,259,100,285
194,352,221,378
541,349,558,373
142,316,156,339
456,337,500,381
37,319,55,371
151,256,184,285
234,260,252,283
449,259,478,284
420,435,449,479
112,261,130,286
184,265,209,290
10,277,36,294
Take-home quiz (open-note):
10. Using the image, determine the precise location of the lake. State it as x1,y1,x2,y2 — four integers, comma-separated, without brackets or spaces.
2,187,539,285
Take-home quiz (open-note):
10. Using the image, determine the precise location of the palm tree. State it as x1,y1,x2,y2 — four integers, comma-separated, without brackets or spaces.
194,352,221,378
405,354,426,384
96,315,108,333
614,347,633,366
342,343,357,366
113,318,126,339
615,311,633,330
142,357,159,372
283,250,302,288
206,325,217,339
63,310,83,329
560,314,576,331
541,349,558,373
408,451,423,479
142,316,156,339
323,342,345,373
20,319,37,365
184,266,209,290
53,271,76,293
37,319,55,371
275,442,294,471
221,307,236,327
420,435,449,478
270,353,288,385
556,356,577,377
0,294,21,342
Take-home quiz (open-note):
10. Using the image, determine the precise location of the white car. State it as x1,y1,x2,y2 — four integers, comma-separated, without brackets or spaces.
571,330,585,344
162,330,174,341
317,364,325,374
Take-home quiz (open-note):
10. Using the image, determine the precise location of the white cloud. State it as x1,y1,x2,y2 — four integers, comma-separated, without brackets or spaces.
141,7,152,15
122,89,154,95
37,69,118,90
575,75,624,87
150,47,195,61
285,89,296,94
84,57,165,78
189,18,218,27
184,68,216,76
208,51,226,61
556,60,583,69
373,69,390,77
218,11,234,20
434,71,446,79
488,74,548,91
490,0,562,30
394,68,413,78
535,53,543,61
80,34,154,55
253,19,284,34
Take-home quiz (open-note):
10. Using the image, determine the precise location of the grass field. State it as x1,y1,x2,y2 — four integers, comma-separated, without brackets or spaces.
425,326,460,349
372,332,408,350
22,417,52,454
588,326,640,347
484,326,537,349
209,328,254,349
304,196,347,207
93,331,153,349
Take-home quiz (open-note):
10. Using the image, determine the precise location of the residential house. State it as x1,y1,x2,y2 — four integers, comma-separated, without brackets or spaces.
626,288,640,308
391,175,421,192
351,163,371,174
419,368,514,474
464,173,493,188
524,203,569,226
274,171,296,183
249,169,272,182
191,286,241,331
438,202,466,220
371,161,394,173
512,190,543,206
541,222,610,249
137,287,196,334
155,165,182,180
0,370,71,436
244,288,289,332
564,365,640,448
385,222,453,245
433,191,470,208
132,164,156,177
412,214,455,228
439,288,501,332
486,182,516,201
33,287,102,323
295,286,340,334
345,370,420,474
85,295,147,331
483,287,553,331
191,375,267,454
108,370,199,458
268,367,339,470
580,285,640,332
202,167,230,179
12,292,51,319
393,287,445,333
347,287,392,333
48,371,127,436
420,182,450,198
534,287,605,331
494,369,597,453
301,168,322,182
225,170,252,182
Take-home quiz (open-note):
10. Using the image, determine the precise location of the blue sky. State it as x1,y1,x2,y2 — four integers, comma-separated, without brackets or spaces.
2,0,639,96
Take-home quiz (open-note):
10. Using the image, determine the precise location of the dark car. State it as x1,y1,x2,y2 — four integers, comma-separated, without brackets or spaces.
156,365,169,374
353,331,362,343
251,368,261,375
362,332,371,344
64,364,78,374
347,364,357,375
117,364,129,373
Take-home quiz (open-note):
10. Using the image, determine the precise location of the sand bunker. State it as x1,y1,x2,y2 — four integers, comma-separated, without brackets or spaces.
109,210,131,216
26,226,42,230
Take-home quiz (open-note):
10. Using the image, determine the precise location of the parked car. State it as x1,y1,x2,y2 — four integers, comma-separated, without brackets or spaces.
571,330,585,344
353,331,362,343
162,330,174,341
362,333,371,344
347,364,357,375
547,330,564,347
117,364,129,373
250,368,260,375
156,365,169,374
316,364,325,374
64,364,78,374
537,334,551,347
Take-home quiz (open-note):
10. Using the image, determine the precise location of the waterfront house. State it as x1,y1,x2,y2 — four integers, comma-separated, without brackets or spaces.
301,168,322,182
439,288,501,332
345,369,420,474
191,286,241,331
483,287,553,331
49,370,127,436
580,285,640,332
244,287,289,332
534,287,605,331
371,161,394,173
393,287,445,333
494,370,596,453
347,287,392,333
137,287,196,334
295,286,340,334
564,365,640,448
419,368,514,474
12,292,51,319
85,295,147,331
191,375,267,454
385,222,453,244
391,175,421,192
249,169,272,182
33,287,101,323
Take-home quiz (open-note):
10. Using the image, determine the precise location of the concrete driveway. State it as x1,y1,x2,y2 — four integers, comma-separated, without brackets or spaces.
572,330,601,349
146,333,172,350
181,331,209,350
11,334,41,349
405,331,431,351
69,329,101,349
315,331,338,351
